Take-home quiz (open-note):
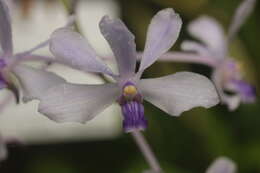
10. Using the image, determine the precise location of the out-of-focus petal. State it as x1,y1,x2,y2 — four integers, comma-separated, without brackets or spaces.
228,0,256,41
50,28,116,77
211,69,241,111
0,0,13,55
206,157,237,173
99,16,137,78
38,83,120,123
223,95,241,111
139,8,182,72
138,72,219,116
12,65,66,102
188,16,227,58
181,41,212,56
0,134,7,162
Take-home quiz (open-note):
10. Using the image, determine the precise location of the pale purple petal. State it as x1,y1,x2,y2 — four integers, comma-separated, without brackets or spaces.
0,0,13,55
188,16,227,58
181,41,212,56
223,95,241,111
206,157,237,173
12,65,66,102
38,83,120,123
211,69,241,111
50,28,116,77
99,16,137,78
228,0,256,41
139,8,182,72
0,134,7,162
138,72,219,116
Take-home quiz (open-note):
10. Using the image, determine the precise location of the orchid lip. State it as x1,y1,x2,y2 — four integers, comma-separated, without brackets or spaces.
118,81,148,132
231,79,256,103
121,101,148,132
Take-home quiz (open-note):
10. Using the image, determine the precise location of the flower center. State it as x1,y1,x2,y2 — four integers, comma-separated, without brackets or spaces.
123,85,137,96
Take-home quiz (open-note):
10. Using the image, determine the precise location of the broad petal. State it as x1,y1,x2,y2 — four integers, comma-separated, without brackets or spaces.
139,8,182,72
99,16,137,78
138,72,219,116
12,65,66,102
0,0,13,55
228,0,256,41
50,28,116,77
188,16,227,58
38,83,120,123
206,157,237,173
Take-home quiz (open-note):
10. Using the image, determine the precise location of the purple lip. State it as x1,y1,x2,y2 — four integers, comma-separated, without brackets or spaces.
121,101,148,132
231,79,256,103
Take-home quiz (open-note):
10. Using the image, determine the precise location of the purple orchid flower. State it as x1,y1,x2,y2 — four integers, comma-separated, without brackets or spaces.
15,8,219,132
0,0,63,103
158,0,256,110
206,157,237,173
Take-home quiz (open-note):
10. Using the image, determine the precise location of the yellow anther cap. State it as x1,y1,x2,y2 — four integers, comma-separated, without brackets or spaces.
123,85,137,95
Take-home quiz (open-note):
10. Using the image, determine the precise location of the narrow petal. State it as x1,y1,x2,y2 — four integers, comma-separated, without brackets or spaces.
206,157,237,173
139,8,182,72
138,72,219,116
188,16,227,58
38,83,120,123
228,0,256,41
99,16,137,78
181,41,212,56
12,65,66,102
0,0,13,54
50,28,116,77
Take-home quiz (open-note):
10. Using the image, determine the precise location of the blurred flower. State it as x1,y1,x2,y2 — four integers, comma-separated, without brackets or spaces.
15,8,219,132
159,0,256,110
0,0,54,104
206,157,237,173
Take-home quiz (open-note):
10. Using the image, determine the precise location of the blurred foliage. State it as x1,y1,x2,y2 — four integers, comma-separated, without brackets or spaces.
1,0,260,173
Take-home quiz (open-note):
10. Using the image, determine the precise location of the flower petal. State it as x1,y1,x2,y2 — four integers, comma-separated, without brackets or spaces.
138,72,219,116
181,41,212,56
12,65,66,102
206,157,237,173
211,69,241,111
50,28,116,77
228,0,256,41
0,0,13,55
139,8,182,72
38,83,120,123
99,16,137,78
188,16,227,58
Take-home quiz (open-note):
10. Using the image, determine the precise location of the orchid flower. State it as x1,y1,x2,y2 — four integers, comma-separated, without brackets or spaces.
0,133,7,162
206,157,237,173
0,0,55,102
157,0,256,110
15,8,219,132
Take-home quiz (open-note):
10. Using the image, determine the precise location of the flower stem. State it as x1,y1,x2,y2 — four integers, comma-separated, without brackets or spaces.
131,130,162,173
